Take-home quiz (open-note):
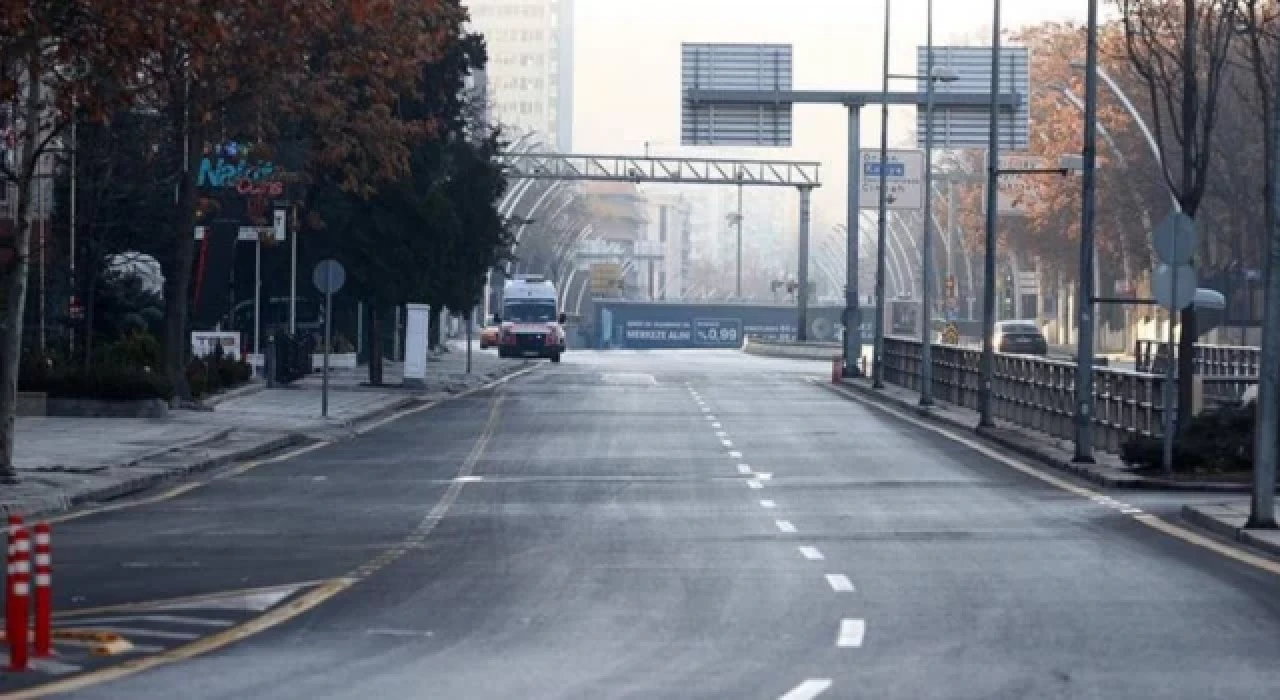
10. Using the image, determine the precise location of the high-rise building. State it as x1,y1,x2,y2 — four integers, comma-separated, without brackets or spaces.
463,0,574,151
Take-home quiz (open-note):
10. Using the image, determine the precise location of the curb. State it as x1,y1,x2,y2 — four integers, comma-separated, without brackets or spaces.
200,381,267,408
2,433,307,520
819,378,1178,491
1182,504,1280,559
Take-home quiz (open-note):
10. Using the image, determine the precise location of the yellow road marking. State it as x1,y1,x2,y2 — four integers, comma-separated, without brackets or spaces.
818,379,1280,578
2,579,352,699
10,374,525,696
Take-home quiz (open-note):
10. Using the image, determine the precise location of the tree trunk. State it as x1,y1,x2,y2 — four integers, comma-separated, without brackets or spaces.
161,91,205,401
367,301,383,386
0,70,44,480
428,307,441,350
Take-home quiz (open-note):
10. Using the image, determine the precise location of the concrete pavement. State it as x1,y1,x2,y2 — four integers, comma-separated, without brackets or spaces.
6,349,1277,698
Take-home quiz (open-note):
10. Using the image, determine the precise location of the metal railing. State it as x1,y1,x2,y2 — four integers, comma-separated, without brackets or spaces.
883,336,1169,454
1134,340,1260,376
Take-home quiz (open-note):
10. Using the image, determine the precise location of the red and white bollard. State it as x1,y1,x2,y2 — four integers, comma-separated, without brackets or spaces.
32,523,51,658
5,515,23,668
8,527,29,671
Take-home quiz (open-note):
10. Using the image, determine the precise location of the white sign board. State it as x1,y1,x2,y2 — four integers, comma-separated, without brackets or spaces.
191,331,242,360
859,150,924,210
403,303,431,387
998,154,1049,215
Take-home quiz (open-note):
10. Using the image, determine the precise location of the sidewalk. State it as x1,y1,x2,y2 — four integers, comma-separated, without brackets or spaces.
2,342,534,518
1182,502,1280,558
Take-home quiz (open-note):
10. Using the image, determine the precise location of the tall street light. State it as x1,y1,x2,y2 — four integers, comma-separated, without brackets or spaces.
978,0,1003,426
873,0,893,389
1073,0,1101,463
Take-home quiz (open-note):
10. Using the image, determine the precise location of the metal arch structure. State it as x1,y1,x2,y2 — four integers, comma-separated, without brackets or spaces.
502,152,821,188
499,150,826,340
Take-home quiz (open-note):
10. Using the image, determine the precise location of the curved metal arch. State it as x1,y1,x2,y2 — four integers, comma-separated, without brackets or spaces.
860,211,908,300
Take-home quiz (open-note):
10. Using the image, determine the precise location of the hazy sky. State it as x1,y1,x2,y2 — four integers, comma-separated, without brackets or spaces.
571,0,1098,224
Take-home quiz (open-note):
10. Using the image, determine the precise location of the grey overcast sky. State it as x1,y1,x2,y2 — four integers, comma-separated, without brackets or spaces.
571,0,1100,222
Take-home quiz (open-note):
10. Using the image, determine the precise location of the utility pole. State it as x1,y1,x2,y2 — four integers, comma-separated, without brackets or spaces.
873,0,892,389
1248,31,1280,528
1073,0,1099,462
919,0,936,406
978,0,1002,427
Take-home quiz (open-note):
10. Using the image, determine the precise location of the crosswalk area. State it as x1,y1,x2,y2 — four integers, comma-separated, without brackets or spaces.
0,581,321,687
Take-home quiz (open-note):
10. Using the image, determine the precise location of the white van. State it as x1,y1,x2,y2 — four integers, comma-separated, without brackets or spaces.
495,275,567,362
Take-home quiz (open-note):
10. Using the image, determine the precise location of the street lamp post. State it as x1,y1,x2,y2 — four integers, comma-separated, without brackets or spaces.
979,0,1003,427
920,0,936,406
1074,0,1101,463
873,0,892,390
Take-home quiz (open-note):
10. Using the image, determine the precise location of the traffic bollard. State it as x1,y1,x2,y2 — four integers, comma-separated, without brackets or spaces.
32,523,51,658
831,356,842,384
8,527,29,671
5,515,22,667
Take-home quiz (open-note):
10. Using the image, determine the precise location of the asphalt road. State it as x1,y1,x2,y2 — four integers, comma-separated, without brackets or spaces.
20,349,1280,699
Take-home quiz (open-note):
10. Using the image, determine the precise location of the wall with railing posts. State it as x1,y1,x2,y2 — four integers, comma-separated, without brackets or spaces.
882,336,1169,455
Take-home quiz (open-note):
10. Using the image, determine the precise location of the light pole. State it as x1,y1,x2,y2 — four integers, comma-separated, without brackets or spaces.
979,0,1003,427
873,0,892,389
920,0,936,406
1073,0,1101,463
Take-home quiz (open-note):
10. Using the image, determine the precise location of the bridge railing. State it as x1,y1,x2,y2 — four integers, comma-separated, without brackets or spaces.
883,337,1169,454
1133,340,1261,376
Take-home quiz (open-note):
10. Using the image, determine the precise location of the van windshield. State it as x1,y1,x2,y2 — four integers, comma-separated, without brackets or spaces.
504,301,557,323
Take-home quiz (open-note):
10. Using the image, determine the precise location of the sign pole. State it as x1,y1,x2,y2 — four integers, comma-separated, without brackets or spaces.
798,186,812,341
254,235,262,357
1073,0,1099,463
1161,239,1179,474
322,279,332,419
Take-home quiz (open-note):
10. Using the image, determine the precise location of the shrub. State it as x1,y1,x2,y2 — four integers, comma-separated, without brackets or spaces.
186,347,253,399
100,331,162,371
20,366,173,402
1121,403,1259,474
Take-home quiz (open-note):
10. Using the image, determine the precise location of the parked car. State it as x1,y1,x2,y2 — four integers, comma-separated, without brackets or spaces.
994,320,1048,355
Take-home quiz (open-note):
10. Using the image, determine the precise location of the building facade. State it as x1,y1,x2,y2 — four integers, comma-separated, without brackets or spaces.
463,0,574,151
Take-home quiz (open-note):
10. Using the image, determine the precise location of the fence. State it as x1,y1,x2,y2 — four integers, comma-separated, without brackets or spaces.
883,337,1169,454
1133,340,1261,376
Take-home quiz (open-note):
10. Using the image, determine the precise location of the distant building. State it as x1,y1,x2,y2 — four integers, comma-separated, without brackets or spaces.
463,0,574,151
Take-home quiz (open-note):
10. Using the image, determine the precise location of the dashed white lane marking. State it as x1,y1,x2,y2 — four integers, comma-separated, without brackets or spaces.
721,439,734,447
798,546,824,560
775,519,797,533
728,450,743,458
1121,507,1144,514
712,422,722,428
747,480,763,489
455,476,484,483
779,679,833,700
760,499,777,508
825,574,855,592
737,464,753,474
837,619,866,647
29,658,82,675
716,431,728,438
705,415,716,421
701,407,711,413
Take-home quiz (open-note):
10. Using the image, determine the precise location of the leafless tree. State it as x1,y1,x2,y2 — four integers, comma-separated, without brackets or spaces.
1119,0,1244,430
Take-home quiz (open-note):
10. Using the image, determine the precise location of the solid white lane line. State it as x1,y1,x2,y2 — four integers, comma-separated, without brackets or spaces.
837,619,866,647
737,464,753,474
825,574,855,592
747,480,763,489
58,615,234,628
779,679,833,700
728,450,743,458
798,546,824,560
775,519,797,533
77,626,200,641
760,499,777,509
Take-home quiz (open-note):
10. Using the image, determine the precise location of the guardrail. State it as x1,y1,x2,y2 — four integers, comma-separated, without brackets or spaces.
743,338,842,361
1133,340,1260,376
883,336,1168,454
